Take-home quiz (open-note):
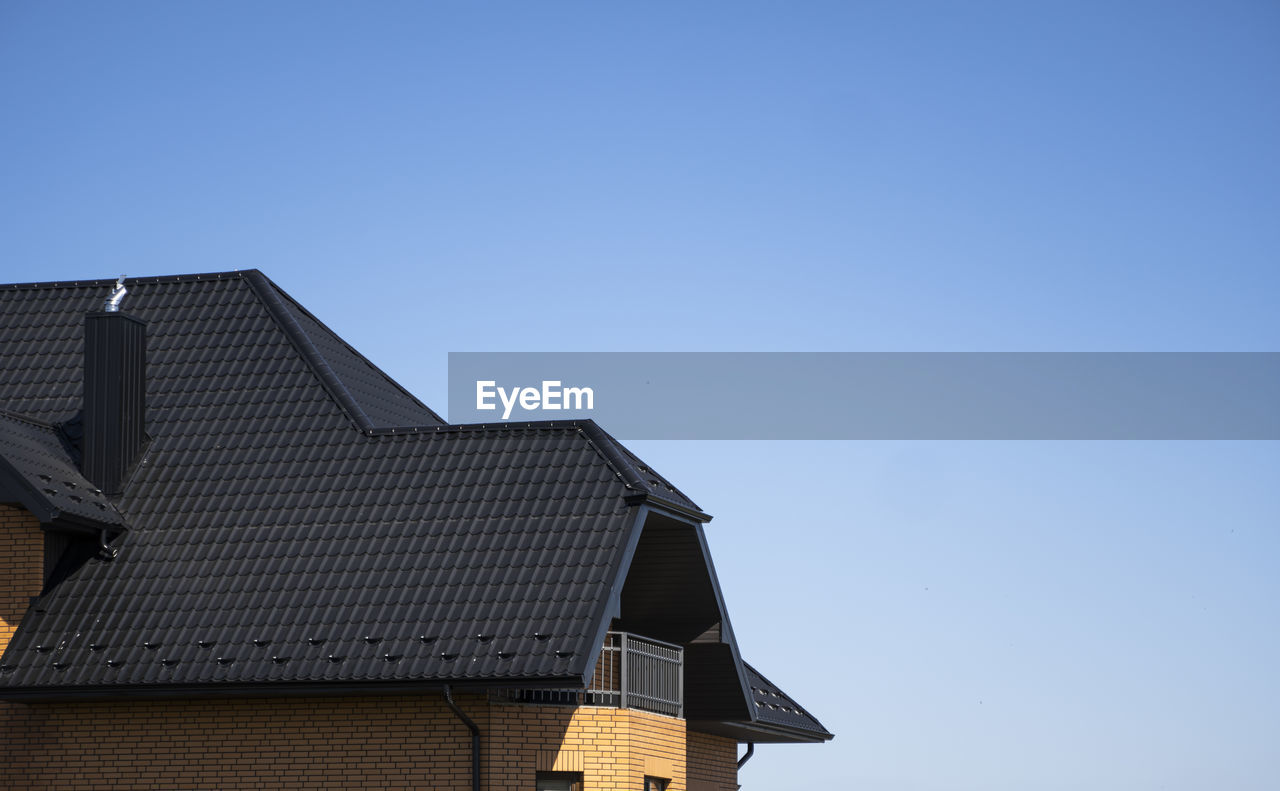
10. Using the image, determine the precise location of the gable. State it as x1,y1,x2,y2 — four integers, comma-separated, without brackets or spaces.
599,508,833,742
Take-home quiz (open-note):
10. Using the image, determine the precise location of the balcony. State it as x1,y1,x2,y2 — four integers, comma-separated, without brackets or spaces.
493,631,684,718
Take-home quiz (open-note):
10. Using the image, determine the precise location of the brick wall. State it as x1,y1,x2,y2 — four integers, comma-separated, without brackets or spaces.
488,701,689,790
686,731,739,791
1,694,481,790
0,504,43,657
1,692,737,790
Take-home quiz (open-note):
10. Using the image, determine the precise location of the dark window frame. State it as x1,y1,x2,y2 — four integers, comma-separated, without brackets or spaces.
536,770,583,791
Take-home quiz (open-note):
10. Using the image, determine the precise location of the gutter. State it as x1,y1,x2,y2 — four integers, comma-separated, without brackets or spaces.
443,684,481,791
737,741,755,770
0,675,580,703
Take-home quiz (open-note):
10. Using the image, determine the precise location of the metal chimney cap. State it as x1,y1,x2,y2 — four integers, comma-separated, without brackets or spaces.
103,276,127,312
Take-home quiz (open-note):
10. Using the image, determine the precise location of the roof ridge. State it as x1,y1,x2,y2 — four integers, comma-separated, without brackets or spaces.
242,270,374,432
264,280,447,427
364,418,711,518
577,421,707,520
370,419,599,435
0,270,255,291
577,421,647,492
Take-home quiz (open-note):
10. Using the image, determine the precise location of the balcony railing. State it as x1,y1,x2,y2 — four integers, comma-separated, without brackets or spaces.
492,631,684,718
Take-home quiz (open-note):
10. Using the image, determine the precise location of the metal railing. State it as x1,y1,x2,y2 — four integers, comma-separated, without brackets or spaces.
492,632,684,718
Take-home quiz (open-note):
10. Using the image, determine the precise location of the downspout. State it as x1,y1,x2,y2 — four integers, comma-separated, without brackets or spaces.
737,741,755,770
443,685,481,791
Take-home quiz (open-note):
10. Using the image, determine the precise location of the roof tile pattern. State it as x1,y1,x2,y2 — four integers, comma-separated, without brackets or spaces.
0,410,124,528
745,662,832,738
0,272,665,691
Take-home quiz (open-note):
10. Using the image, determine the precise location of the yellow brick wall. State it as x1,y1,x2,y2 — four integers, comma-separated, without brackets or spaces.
1,694,483,790
0,504,44,658
488,702,689,790
686,731,739,791
1,693,738,790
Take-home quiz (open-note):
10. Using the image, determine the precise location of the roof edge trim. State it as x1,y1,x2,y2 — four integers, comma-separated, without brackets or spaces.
579,421,708,520
625,492,712,524
579,503,652,686
0,270,253,291
686,719,835,744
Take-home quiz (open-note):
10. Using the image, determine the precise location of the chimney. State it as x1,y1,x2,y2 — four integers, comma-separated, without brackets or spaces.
83,278,146,495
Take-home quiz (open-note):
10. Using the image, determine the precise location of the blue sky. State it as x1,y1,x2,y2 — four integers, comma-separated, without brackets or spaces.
2,2,1277,788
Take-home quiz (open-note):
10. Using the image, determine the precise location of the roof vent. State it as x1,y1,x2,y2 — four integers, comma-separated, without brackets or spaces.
103,275,127,312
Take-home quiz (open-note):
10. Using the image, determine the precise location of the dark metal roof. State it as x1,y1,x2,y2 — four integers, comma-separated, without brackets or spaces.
744,662,832,740
0,409,125,530
0,271,693,693
0,270,828,746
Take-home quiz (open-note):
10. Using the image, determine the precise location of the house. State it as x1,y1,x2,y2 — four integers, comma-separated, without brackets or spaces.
0,270,831,790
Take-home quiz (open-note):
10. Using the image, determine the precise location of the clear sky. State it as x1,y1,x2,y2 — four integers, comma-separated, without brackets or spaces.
2,2,1278,788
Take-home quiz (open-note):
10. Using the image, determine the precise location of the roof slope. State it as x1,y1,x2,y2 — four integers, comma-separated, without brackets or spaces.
745,662,832,741
0,410,124,529
0,271,690,693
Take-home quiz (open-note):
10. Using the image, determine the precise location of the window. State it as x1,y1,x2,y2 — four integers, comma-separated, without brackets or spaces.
536,771,583,791
644,777,669,791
